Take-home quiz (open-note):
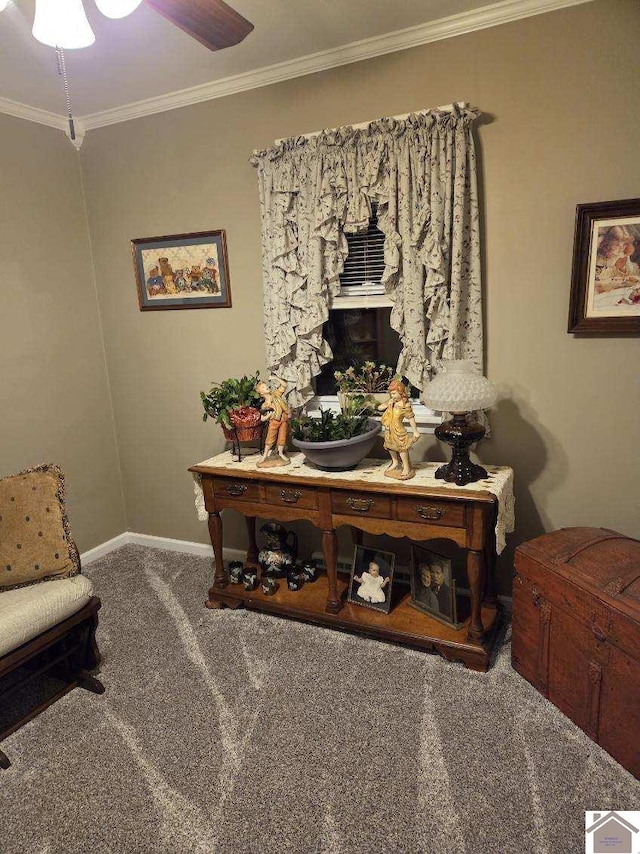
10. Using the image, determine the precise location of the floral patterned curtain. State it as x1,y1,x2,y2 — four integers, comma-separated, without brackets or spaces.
249,105,482,407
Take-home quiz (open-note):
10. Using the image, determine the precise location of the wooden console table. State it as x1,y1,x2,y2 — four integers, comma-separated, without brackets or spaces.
190,454,512,671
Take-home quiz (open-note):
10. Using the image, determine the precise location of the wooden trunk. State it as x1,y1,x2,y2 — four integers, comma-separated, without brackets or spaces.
512,527,640,778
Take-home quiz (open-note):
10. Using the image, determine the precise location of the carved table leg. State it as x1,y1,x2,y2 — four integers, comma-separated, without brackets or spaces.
245,516,259,566
466,549,485,644
206,512,227,608
483,534,498,605
322,530,342,614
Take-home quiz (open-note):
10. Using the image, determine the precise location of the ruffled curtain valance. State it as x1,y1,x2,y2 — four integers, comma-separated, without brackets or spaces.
250,105,483,407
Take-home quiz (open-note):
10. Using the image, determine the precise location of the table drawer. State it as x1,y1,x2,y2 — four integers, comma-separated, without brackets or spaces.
331,491,392,519
264,484,318,510
396,497,464,527
213,478,261,503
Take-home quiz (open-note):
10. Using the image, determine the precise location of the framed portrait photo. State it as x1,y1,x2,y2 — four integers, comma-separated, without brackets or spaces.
131,229,232,311
347,546,395,614
409,545,457,627
568,199,640,334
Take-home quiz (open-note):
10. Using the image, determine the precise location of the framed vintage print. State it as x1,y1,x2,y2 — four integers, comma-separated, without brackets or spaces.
409,545,457,627
568,198,640,333
347,546,395,614
131,230,232,311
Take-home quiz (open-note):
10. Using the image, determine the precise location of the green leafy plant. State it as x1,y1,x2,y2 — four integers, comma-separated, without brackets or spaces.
291,403,371,443
200,373,262,428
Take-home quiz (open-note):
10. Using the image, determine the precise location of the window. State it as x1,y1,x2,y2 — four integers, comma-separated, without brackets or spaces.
338,203,386,298
314,306,400,395
310,205,439,432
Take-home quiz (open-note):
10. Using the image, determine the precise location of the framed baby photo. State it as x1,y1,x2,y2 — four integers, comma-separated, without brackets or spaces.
131,229,232,311
568,198,640,334
347,546,395,614
409,545,457,627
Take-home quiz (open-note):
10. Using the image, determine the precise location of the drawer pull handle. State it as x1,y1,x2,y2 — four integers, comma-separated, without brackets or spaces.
416,505,445,521
346,497,375,512
280,489,302,504
226,483,247,497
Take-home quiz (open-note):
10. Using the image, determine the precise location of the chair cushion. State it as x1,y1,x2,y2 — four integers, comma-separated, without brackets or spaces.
0,464,80,590
0,575,94,658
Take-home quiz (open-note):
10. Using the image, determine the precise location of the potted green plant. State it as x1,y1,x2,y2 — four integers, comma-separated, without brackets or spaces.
201,372,263,441
291,400,381,471
334,362,397,413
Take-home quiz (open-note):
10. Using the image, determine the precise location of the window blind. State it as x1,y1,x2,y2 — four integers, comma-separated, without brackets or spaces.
339,204,385,296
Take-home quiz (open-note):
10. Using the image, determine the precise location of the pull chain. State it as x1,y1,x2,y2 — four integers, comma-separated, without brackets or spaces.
55,47,75,141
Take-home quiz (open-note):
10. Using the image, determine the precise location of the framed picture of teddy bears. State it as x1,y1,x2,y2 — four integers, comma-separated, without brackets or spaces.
131,230,232,311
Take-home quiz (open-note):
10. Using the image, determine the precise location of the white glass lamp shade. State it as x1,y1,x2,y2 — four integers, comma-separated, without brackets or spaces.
33,0,95,49
0,1,9,13
424,360,497,413
95,0,143,18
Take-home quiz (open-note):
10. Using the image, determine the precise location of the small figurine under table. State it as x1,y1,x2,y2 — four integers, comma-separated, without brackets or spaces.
378,379,420,480
256,375,291,468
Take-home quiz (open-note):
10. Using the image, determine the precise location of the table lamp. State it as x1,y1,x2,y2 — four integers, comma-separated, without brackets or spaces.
423,360,497,486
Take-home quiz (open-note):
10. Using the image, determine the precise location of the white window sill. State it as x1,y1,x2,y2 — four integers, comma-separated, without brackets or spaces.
305,395,440,435
329,294,393,310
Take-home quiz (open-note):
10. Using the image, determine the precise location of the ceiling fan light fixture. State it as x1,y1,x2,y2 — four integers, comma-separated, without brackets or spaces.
94,0,143,19
32,0,96,49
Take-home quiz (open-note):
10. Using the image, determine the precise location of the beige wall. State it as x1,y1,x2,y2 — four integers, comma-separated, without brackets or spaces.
0,115,125,551
79,0,640,589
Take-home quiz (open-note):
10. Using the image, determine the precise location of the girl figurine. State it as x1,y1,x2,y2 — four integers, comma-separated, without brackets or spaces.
378,379,420,480
354,560,389,604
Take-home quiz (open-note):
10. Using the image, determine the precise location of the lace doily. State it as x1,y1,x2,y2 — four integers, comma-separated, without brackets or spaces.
192,452,514,554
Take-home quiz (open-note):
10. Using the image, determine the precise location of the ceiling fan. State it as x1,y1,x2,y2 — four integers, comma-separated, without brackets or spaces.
0,0,254,146
145,0,253,51
25,0,254,53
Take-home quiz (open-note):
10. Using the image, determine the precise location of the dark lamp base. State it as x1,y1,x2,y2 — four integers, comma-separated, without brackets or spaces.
434,413,488,487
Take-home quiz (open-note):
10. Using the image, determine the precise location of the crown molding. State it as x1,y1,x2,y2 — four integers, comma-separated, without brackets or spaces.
0,95,67,131
0,96,86,149
1,0,594,135
80,0,594,130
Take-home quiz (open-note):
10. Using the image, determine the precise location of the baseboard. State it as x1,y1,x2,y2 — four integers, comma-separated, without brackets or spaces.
126,532,214,557
80,533,130,565
80,531,244,565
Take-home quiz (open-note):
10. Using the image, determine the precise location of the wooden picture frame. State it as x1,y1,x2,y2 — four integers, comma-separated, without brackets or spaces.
131,229,232,311
568,199,640,334
347,545,395,614
409,544,457,627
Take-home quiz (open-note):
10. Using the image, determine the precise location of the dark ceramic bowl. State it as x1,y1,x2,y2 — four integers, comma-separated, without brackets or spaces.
300,560,318,583
292,419,381,472
229,561,244,584
287,568,305,591
261,577,278,596
242,569,259,591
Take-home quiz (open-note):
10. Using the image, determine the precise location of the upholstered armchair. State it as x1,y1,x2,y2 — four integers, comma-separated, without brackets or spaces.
0,464,103,769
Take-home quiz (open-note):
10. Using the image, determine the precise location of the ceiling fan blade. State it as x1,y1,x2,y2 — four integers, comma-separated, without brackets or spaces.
144,0,253,51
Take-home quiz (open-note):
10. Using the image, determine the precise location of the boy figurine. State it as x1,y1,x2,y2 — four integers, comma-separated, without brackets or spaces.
256,376,291,467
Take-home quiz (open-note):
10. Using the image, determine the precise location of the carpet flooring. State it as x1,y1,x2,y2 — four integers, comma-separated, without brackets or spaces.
1,544,638,854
